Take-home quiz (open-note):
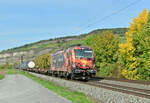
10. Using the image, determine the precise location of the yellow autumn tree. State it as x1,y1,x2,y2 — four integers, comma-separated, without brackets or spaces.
119,9,150,81
34,54,50,69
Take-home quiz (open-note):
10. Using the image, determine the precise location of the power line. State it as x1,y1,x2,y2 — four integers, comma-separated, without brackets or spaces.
72,0,142,35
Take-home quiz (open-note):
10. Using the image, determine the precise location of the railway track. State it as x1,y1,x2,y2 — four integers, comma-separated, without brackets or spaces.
93,76,150,85
27,70,150,99
86,81,150,99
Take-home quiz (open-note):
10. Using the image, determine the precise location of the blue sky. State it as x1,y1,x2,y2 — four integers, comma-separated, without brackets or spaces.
0,0,149,51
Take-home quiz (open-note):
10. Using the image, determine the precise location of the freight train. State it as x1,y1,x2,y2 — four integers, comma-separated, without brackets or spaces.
17,45,96,81
16,61,35,70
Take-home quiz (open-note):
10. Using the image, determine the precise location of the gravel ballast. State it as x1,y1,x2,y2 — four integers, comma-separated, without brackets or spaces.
30,72,150,103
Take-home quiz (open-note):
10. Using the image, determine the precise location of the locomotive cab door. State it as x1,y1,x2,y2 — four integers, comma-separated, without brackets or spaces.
67,52,70,66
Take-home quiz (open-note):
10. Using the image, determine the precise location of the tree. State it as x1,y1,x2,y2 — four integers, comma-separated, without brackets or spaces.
34,54,50,69
85,31,119,76
119,9,150,80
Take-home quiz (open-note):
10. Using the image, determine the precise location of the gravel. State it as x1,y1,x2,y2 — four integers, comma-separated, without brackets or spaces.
30,72,150,103
0,74,72,103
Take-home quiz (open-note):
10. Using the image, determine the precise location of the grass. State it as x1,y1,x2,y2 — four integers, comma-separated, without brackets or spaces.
0,68,8,80
0,74,5,80
7,69,93,103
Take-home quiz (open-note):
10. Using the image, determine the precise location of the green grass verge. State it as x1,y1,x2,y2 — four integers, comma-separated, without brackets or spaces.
7,69,93,103
0,68,8,80
0,74,5,80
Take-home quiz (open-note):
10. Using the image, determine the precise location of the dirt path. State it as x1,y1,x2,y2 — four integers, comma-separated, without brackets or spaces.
0,74,72,103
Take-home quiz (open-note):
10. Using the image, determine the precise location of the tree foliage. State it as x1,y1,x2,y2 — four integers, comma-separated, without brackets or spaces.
119,9,150,80
85,31,119,77
34,54,50,69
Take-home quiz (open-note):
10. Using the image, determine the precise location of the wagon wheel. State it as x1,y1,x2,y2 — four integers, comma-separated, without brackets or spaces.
65,72,70,80
84,78,89,82
70,73,75,80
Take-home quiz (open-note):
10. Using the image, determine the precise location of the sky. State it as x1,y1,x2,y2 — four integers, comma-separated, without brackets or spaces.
0,0,150,51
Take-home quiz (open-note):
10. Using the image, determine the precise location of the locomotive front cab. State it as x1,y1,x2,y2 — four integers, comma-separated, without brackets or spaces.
71,47,96,80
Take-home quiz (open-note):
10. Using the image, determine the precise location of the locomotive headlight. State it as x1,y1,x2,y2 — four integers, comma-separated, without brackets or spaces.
72,62,76,68
93,64,95,68
83,64,86,67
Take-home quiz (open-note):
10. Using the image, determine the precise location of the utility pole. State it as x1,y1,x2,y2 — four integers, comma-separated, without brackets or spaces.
21,55,23,63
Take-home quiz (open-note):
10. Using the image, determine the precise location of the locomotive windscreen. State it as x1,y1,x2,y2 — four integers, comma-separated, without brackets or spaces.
74,49,93,58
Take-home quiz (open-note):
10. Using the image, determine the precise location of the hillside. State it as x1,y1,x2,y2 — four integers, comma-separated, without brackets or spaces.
0,28,127,54
0,28,127,65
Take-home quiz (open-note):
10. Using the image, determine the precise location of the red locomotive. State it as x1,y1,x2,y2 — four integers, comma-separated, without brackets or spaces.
50,44,96,80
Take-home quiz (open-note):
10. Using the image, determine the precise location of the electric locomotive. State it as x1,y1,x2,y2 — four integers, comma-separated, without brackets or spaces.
50,44,96,80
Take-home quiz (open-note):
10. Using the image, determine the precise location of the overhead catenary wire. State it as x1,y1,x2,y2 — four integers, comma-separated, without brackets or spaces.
72,0,142,35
